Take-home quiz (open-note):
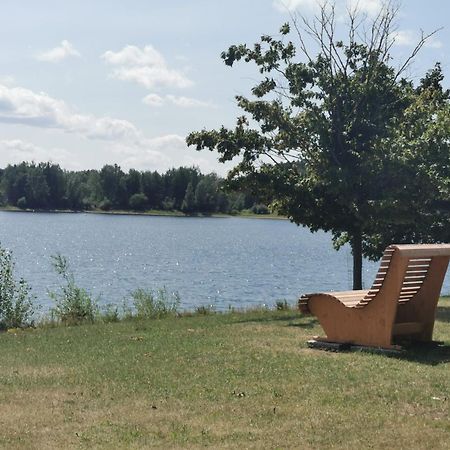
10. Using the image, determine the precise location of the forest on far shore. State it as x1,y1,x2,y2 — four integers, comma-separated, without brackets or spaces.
0,162,271,215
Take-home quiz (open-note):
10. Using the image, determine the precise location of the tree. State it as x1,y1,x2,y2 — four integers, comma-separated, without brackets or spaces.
42,162,66,209
181,182,196,214
98,164,126,208
186,2,449,289
164,167,200,209
129,192,148,211
25,165,49,208
125,169,142,199
195,175,219,213
142,171,165,209
2,163,29,205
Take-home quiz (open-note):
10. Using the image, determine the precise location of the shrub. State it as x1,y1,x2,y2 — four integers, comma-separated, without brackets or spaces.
250,203,270,214
275,300,290,310
99,198,112,211
131,287,179,319
161,197,175,211
195,305,215,315
17,196,27,209
129,193,148,211
48,254,98,325
0,244,34,330
101,303,120,323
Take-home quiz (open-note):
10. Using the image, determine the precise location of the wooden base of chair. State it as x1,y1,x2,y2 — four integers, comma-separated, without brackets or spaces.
307,338,403,355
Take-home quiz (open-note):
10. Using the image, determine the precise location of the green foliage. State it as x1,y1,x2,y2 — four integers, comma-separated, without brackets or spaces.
0,244,34,329
49,254,98,325
195,175,219,212
98,198,112,211
0,162,266,215
129,192,148,211
186,4,450,288
181,182,196,214
131,287,180,319
251,204,269,214
194,305,215,315
161,197,175,211
16,196,27,209
275,300,289,310
101,303,120,323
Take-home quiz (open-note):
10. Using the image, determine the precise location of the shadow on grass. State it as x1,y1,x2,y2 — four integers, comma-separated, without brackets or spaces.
392,343,450,366
436,306,450,323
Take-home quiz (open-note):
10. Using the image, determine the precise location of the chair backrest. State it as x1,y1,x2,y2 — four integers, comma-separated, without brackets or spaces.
355,244,450,309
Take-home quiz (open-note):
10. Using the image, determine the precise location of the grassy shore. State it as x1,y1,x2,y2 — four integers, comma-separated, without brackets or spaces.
0,205,285,220
1,301,449,449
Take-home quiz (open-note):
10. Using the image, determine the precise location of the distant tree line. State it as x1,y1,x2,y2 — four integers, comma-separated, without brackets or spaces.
0,162,270,215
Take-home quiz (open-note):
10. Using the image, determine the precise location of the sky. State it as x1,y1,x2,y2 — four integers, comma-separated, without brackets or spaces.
0,0,448,175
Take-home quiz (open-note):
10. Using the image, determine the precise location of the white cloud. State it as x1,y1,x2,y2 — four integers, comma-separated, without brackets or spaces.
393,30,443,49
102,45,192,90
347,0,382,16
273,0,319,12
166,95,214,108
0,139,80,169
424,37,443,49
142,93,214,108
393,30,415,47
0,75,15,86
102,45,164,67
142,93,165,107
0,83,225,173
36,40,81,62
273,0,383,16
119,134,224,173
0,83,143,143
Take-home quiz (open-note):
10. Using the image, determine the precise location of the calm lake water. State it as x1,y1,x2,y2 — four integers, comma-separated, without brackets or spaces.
0,211,448,313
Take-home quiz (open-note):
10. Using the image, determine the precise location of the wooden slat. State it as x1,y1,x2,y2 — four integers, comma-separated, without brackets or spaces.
401,285,422,291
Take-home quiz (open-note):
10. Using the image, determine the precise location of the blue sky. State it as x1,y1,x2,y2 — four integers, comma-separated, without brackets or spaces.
0,0,448,174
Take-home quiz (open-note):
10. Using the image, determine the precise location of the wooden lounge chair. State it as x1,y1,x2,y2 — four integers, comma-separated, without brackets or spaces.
299,244,450,349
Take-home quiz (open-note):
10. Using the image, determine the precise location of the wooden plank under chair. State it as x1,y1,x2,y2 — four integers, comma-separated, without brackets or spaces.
299,244,450,350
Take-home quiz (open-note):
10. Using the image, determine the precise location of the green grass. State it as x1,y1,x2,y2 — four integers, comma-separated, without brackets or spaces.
0,301,449,449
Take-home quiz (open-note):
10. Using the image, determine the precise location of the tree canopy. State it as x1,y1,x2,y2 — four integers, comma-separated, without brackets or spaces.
186,3,450,289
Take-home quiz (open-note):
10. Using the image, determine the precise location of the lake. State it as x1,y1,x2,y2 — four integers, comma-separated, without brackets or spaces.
0,211,448,313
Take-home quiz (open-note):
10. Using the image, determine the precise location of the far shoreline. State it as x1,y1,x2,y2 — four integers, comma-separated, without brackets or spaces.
0,206,288,221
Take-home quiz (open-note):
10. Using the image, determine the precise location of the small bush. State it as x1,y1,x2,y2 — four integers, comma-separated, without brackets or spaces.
195,305,215,315
17,197,27,209
48,254,98,325
131,287,179,319
276,300,290,310
129,193,148,211
101,303,120,323
0,244,35,330
161,197,175,211
99,198,112,211
250,204,270,214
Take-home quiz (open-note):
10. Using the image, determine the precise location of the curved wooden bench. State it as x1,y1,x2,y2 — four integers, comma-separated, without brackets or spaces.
299,244,450,349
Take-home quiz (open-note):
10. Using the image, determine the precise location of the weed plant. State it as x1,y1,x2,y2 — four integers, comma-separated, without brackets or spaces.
131,287,180,319
195,304,215,315
48,254,98,325
101,303,120,323
0,244,34,329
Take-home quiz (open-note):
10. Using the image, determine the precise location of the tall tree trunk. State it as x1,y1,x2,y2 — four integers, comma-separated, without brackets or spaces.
351,232,363,290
